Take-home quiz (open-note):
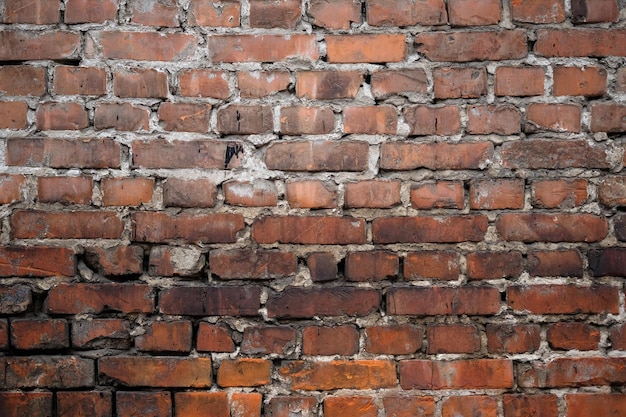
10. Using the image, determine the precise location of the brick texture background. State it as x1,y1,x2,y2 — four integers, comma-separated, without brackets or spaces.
1,0,626,416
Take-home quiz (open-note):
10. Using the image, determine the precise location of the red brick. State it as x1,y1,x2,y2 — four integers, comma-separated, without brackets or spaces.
309,0,361,29
158,102,210,132
0,320,7,350
231,393,262,417
95,103,150,131
267,288,379,319
135,321,193,353
133,139,242,169
57,391,112,417
434,67,487,99
501,139,611,169
197,323,235,352
12,210,124,239
253,216,365,244
326,34,405,63
618,68,626,92
448,0,501,25
4,356,94,389
117,392,171,417
410,181,464,210
366,0,447,26
404,251,460,280
535,29,626,57
129,0,179,26
175,392,229,417
132,212,244,243
443,396,496,417
470,179,524,209
526,103,581,133
0,31,80,61
590,103,626,133
72,319,131,349
383,396,435,417
388,286,500,315
286,180,337,208
467,251,523,280
99,356,212,387
189,0,240,27
163,178,217,208
0,286,32,314
588,247,626,277
149,246,205,277
496,213,607,242
373,215,488,243
0,246,75,278
2,0,58,23
528,250,583,277
553,66,607,96
532,179,587,208
217,358,270,387
487,324,541,354
280,360,396,390
6,138,120,169
400,359,513,389
250,0,301,28
102,177,153,206
416,30,527,62
239,71,290,98
36,102,88,131
217,105,273,134
11,319,68,350
324,396,376,417
345,251,398,281
405,105,460,135
518,357,626,388
381,142,492,170
210,34,318,62
268,397,317,417
547,323,600,351
566,394,626,417
97,31,199,61
302,326,359,356
242,326,296,355
344,180,400,208
114,68,168,98
0,392,53,417
0,66,46,96
47,283,154,314
343,105,397,134
616,215,626,241
159,286,261,316
38,176,92,204
598,176,626,207
280,106,335,135
571,0,619,23
511,0,565,22
0,174,24,204
365,325,422,354
296,71,363,99
507,285,619,314
179,69,230,99
210,249,296,279
495,66,544,96
0,101,27,129
503,395,557,417
371,69,428,97
610,323,626,350
307,252,338,282
427,324,480,354
65,0,119,23
224,180,278,207
467,105,521,135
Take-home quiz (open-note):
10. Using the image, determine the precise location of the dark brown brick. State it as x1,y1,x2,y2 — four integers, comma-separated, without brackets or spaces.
345,251,399,281
241,326,296,355
267,288,380,318
132,212,244,243
159,286,261,316
373,215,488,243
47,284,154,314
210,249,297,279
5,356,94,389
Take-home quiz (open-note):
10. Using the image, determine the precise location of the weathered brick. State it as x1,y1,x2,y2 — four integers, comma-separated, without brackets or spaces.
0,246,75,277
467,105,521,135
345,251,398,281
57,391,112,417
616,214,626,241
345,180,400,208
403,106,461,135
0,66,46,96
495,66,544,96
416,30,527,62
553,66,607,96
590,103,626,133
268,397,317,417
400,359,513,389
242,326,296,355
526,103,581,133
217,105,273,134
507,285,619,314
6,138,120,169
427,324,480,354
286,180,337,208
0,174,24,205
132,212,244,243
388,286,500,315
36,102,88,131
5,356,94,388
113,68,168,98
442,396,496,417
179,69,230,99
117,392,171,417
217,359,271,387
518,357,626,388
381,142,492,170
373,215,488,243
308,0,361,29
224,180,278,207
197,323,235,352
535,29,626,57
296,70,363,99
501,139,611,169
324,396,376,417
598,176,626,207
510,0,565,23
11,319,68,350
175,392,229,417
588,247,626,277
99,357,212,387
532,179,587,208
163,178,217,208
565,394,626,417
470,179,524,209
487,324,541,354
72,319,131,350
231,393,262,417
302,326,359,356
371,69,428,97
189,0,240,27
239,71,290,98
410,181,464,210
366,0,447,26
133,139,242,169
210,249,297,279
307,252,338,282
343,105,397,134
404,251,460,280
135,321,193,353
326,34,405,63
102,177,153,207
503,395,558,417
149,246,205,277
467,251,523,280
547,323,600,351
48,284,154,314
0,320,7,350
159,286,261,316
210,34,318,62
38,176,92,205
129,0,179,26
383,396,435,417
280,106,335,135
434,67,487,99
280,360,396,390
571,0,619,23
528,250,583,277
252,216,366,244
95,103,150,131
0,31,80,61
2,0,59,23
65,0,119,23
0,392,53,417
448,0,500,25
158,102,210,132
365,325,422,354
0,101,27,129
250,0,301,28
496,213,607,242
267,287,380,318
12,210,123,239
610,323,626,350
0,286,32,314
97,31,199,61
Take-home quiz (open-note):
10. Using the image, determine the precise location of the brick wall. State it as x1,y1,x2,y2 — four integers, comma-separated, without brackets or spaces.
0,0,625,416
